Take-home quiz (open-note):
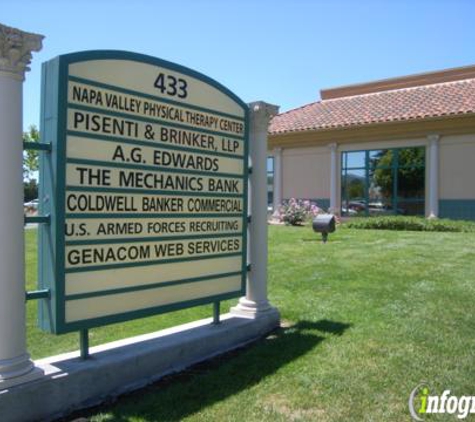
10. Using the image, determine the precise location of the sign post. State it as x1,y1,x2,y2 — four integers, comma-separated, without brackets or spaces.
0,23,44,389
232,102,280,318
39,51,249,334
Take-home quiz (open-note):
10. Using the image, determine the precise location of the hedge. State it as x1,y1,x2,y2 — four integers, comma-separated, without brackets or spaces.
343,216,475,232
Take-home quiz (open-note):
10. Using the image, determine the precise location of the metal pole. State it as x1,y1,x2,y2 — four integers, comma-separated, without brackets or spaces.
213,302,220,325
79,329,90,360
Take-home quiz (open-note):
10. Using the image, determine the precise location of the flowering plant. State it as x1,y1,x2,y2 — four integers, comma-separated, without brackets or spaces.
277,199,321,226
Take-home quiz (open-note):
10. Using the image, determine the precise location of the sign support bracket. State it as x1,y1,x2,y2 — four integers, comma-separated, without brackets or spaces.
23,141,52,152
25,289,50,301
24,214,50,225
79,329,90,360
213,301,220,325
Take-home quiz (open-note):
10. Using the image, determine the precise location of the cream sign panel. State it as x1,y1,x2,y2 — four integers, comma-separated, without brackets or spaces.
39,51,248,334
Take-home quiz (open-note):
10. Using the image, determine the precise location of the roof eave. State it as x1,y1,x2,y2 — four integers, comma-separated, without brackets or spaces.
268,112,475,149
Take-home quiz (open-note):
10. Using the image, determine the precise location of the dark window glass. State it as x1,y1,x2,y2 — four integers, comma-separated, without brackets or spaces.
369,166,393,215
341,147,425,216
396,199,425,216
267,156,274,208
342,169,366,216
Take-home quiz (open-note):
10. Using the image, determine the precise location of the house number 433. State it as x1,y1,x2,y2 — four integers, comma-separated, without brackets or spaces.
154,72,188,99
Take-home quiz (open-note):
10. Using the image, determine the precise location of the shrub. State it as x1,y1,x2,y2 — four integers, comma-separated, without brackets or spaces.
343,216,475,232
277,199,321,226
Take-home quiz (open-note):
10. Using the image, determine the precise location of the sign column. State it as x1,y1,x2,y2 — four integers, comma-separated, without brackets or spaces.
232,101,280,318
0,24,44,388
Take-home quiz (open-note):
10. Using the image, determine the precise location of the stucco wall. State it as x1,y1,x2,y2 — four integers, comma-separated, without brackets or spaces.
275,134,475,219
439,134,475,199
438,134,475,220
282,146,330,200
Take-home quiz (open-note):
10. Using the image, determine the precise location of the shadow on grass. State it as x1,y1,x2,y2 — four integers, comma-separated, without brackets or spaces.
76,319,351,422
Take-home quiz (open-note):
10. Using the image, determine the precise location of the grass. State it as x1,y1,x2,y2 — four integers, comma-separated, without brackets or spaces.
25,226,475,421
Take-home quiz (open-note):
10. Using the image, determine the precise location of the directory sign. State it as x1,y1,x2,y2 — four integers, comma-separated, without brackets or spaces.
39,51,248,334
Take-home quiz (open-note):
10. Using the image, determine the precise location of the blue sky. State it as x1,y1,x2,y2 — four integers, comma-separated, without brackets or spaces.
3,0,475,130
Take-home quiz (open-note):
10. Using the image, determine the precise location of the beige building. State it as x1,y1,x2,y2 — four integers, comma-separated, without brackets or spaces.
268,65,475,220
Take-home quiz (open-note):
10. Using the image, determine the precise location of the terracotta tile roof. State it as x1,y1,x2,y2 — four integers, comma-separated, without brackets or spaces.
268,78,475,135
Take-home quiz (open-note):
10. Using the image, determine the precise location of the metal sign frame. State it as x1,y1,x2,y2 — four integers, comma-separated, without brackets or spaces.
39,50,248,334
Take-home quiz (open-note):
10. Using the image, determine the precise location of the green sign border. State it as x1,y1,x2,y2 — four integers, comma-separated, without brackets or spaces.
39,50,249,334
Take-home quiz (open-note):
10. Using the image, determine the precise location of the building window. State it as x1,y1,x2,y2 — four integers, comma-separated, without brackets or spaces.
267,156,274,208
341,147,425,216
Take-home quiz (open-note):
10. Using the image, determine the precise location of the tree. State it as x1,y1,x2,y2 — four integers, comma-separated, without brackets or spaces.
23,125,40,182
370,150,393,199
371,148,425,199
394,148,425,196
348,177,365,199
24,180,38,202
23,125,40,201
342,174,365,200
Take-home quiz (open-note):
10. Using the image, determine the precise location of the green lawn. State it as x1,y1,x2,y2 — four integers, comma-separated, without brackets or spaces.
25,226,475,421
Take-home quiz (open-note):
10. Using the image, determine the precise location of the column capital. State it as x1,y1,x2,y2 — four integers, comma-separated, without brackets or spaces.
248,101,279,133
427,134,440,145
328,142,338,151
0,23,44,81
